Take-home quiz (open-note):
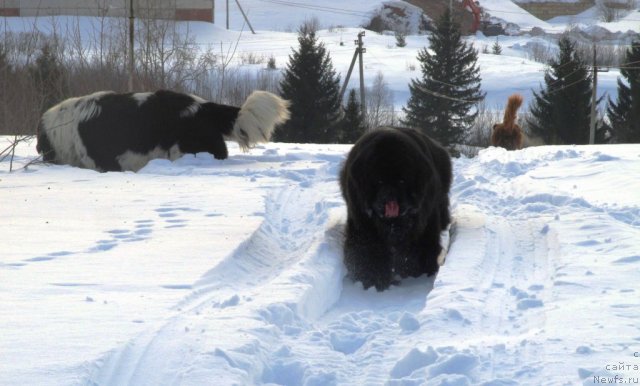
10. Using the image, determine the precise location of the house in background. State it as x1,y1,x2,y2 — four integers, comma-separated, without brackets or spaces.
0,0,214,22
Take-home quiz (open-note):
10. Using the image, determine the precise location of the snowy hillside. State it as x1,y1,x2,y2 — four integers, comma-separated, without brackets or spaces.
2,0,640,385
2,138,639,385
211,0,640,34
2,0,633,112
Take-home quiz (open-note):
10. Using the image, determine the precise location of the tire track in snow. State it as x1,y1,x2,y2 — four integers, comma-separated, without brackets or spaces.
436,148,640,384
88,149,560,385
84,145,639,385
85,158,347,385
248,148,560,385
252,202,554,385
470,213,552,382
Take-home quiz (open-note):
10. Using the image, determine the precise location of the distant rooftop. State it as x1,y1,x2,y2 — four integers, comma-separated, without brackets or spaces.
0,0,214,22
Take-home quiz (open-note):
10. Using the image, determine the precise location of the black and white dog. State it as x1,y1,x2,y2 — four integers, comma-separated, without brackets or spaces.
36,90,290,172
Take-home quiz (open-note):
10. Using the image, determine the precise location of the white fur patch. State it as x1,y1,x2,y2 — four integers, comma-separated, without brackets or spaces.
231,91,290,150
180,102,201,118
132,92,153,106
40,91,114,170
189,94,207,104
116,145,183,172
438,221,455,266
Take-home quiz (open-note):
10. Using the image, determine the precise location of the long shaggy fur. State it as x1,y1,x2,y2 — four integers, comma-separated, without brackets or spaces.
37,91,112,170
232,90,291,150
340,127,452,291
37,90,290,172
491,93,524,151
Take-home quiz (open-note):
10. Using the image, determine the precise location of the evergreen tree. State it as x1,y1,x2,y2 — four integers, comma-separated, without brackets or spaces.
275,23,342,143
492,38,502,55
527,36,602,144
402,8,485,147
395,30,407,48
339,89,367,143
606,39,640,143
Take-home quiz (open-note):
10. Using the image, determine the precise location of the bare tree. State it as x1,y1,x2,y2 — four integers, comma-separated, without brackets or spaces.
466,100,500,148
0,6,286,138
597,1,620,22
365,71,395,129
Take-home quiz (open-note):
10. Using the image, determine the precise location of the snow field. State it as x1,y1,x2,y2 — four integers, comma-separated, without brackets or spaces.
453,146,640,384
2,0,640,384
86,145,349,385
3,138,639,385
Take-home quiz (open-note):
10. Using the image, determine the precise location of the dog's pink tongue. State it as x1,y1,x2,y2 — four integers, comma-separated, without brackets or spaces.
385,200,400,218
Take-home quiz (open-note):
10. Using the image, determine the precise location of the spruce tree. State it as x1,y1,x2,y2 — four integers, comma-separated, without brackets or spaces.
339,89,367,143
606,39,640,143
527,36,600,144
275,23,342,143
395,30,407,48
402,8,485,147
492,38,502,55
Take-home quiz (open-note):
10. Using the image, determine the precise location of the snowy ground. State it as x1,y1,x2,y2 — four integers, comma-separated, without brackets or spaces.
1,138,639,385
2,1,639,384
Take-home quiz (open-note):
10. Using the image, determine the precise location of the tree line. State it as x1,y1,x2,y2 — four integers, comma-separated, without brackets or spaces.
1,12,639,145
272,9,640,146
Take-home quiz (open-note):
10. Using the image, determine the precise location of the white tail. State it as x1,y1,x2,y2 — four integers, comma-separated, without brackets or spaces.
232,91,290,150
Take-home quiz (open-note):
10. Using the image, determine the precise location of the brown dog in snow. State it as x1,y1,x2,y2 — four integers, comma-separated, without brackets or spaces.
491,94,524,151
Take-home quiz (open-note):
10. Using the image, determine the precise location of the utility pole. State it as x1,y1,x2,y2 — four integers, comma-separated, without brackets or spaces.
589,43,609,144
226,0,255,34
234,0,255,34
589,44,597,144
340,31,366,117
357,31,366,118
128,0,135,92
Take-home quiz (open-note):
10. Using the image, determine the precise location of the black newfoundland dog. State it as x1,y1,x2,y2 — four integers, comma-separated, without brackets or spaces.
37,90,290,172
340,127,452,291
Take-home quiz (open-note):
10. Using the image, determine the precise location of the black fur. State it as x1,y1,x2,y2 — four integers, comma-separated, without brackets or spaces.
340,127,452,291
79,90,239,171
36,125,56,162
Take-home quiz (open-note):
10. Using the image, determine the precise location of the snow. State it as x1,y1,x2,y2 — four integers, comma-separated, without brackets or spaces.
481,0,557,31
2,1,640,384
2,1,628,112
2,137,639,385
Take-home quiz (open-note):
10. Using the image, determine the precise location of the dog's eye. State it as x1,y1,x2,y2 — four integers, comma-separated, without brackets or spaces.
398,179,405,184
377,179,383,185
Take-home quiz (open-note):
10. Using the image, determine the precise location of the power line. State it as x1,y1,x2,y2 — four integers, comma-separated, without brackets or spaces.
539,76,590,96
618,59,640,67
256,0,370,17
415,84,483,104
